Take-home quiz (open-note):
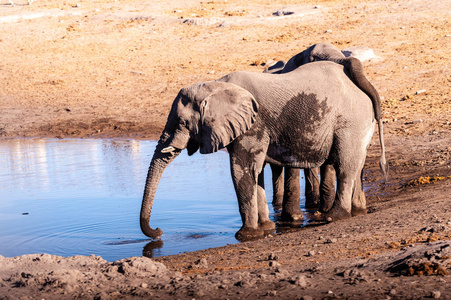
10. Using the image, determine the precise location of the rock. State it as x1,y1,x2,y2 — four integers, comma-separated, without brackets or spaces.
272,10,294,16
300,296,313,300
386,241,451,276
415,89,427,95
342,46,376,61
266,290,277,296
269,261,281,267
431,291,441,298
193,258,208,268
307,250,316,256
268,253,279,261
292,275,308,288
325,238,337,244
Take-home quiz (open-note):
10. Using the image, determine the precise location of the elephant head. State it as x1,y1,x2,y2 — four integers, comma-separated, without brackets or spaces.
140,81,259,238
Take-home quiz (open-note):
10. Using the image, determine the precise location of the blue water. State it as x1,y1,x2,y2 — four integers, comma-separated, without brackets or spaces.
0,138,309,261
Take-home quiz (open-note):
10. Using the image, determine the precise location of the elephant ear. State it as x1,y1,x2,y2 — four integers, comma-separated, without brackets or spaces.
199,82,259,154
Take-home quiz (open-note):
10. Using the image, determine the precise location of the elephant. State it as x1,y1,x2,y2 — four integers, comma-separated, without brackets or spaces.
264,43,388,220
140,60,387,240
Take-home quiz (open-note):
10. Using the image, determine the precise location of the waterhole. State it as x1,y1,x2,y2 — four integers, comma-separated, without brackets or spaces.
0,138,315,262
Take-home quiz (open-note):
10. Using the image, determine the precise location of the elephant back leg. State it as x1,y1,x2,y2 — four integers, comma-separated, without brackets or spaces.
318,164,336,213
351,168,367,216
324,141,367,222
270,164,284,209
281,167,303,221
304,167,320,208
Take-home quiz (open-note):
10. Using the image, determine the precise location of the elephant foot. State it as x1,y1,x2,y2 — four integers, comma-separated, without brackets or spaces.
235,226,265,241
305,195,320,209
281,211,304,222
351,207,367,217
272,202,282,211
259,220,276,231
324,206,352,223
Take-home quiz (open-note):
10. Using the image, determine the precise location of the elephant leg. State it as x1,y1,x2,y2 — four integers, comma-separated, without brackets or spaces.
325,149,365,222
304,167,320,208
228,141,268,240
351,168,367,216
281,167,303,221
270,164,284,209
318,164,336,213
257,169,276,231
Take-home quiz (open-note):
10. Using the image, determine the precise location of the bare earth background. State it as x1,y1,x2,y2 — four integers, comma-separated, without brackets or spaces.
0,0,450,299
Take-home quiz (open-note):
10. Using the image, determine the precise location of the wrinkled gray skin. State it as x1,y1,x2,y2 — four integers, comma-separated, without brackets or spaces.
265,43,388,221
141,60,387,240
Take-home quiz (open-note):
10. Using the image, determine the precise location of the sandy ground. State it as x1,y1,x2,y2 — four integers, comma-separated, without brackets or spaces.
0,0,450,298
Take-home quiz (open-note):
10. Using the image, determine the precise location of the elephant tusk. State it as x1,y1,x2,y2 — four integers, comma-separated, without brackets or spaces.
161,146,176,153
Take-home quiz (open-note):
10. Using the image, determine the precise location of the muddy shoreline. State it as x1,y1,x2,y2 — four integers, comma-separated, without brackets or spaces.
1,0,450,298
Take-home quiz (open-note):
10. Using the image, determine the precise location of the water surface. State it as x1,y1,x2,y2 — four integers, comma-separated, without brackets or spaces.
0,138,310,261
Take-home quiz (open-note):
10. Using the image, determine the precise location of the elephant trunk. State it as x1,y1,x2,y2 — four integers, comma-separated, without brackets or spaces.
140,142,181,238
344,57,381,121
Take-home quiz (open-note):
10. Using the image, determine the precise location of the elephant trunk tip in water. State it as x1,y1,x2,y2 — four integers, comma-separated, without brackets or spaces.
140,218,163,239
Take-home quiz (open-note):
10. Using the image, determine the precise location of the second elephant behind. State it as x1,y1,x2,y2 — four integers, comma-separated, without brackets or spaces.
264,43,387,221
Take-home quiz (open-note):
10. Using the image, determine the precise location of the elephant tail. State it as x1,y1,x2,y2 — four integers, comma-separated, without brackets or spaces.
378,119,389,181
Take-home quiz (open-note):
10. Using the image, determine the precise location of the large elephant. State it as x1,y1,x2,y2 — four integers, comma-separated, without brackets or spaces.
140,61,387,240
265,43,388,220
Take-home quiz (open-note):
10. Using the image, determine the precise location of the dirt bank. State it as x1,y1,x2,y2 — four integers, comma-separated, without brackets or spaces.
0,0,450,298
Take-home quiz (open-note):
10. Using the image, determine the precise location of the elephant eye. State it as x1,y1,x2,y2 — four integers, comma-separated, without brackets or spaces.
178,119,188,127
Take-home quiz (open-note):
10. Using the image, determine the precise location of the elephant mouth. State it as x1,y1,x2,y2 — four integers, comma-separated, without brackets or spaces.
160,139,199,156
161,146,177,153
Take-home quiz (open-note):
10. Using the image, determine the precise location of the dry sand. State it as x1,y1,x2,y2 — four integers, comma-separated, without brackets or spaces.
0,0,450,298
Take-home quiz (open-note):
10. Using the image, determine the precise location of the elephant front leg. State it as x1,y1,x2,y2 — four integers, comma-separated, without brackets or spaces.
229,153,266,240
257,169,276,232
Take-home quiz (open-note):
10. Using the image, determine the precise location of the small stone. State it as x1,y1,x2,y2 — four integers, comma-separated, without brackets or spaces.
290,275,308,288
326,238,337,244
141,283,148,288
272,10,294,16
314,5,321,9
266,291,277,296
268,253,279,261
269,261,281,267
389,289,397,295
412,119,423,124
431,291,441,299
415,89,427,95
307,250,316,256
194,258,208,268
328,290,333,294
300,296,313,300
325,29,333,33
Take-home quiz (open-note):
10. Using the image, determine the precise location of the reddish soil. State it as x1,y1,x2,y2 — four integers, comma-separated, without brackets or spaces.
0,0,450,299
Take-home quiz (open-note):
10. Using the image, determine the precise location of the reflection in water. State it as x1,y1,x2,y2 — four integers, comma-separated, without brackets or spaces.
0,138,312,262
143,240,164,258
